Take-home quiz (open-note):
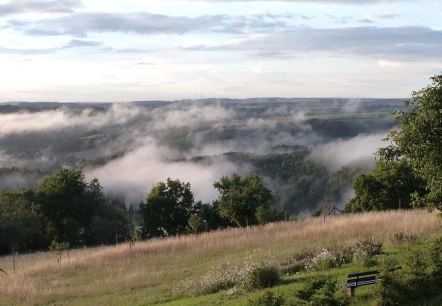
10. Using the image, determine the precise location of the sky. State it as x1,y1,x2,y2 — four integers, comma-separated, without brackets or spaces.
0,0,441,102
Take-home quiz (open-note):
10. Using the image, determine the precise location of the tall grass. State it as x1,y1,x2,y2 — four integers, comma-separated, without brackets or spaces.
0,209,439,305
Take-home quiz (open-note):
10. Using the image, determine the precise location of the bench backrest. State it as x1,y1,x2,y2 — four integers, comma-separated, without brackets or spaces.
347,270,380,278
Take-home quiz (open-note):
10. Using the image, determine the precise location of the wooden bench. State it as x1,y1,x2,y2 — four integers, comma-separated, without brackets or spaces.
341,270,380,296
341,267,401,297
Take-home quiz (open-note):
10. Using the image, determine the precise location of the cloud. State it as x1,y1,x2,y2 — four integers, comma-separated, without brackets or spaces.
359,13,399,23
309,132,386,172
150,104,234,130
0,104,143,137
0,0,82,16
85,137,247,204
61,39,103,49
185,26,442,61
8,11,290,37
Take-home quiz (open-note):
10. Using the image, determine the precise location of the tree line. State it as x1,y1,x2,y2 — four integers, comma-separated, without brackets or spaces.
0,169,284,255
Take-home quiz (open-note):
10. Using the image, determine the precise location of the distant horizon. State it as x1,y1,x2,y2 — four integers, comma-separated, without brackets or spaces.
0,96,408,105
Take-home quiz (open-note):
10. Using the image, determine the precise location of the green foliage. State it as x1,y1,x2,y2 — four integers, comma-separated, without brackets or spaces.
379,74,442,210
139,178,194,238
49,240,69,252
214,173,273,227
187,213,205,233
402,250,431,297
345,160,425,212
294,277,350,306
256,205,285,224
245,265,280,290
304,249,339,271
352,238,383,267
428,235,442,286
375,258,407,306
248,291,285,306
375,243,442,306
174,253,278,296
0,188,43,254
36,168,129,247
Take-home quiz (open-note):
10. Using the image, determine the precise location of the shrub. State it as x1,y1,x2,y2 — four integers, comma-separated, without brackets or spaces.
353,238,383,256
173,268,237,296
375,257,407,306
305,249,338,271
174,252,279,296
245,265,280,290
278,260,305,276
428,234,442,287
391,232,418,246
352,238,383,267
294,276,350,306
333,245,354,266
248,291,285,306
402,249,431,298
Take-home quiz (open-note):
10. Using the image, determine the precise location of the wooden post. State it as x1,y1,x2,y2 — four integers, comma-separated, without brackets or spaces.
11,245,16,272
347,286,355,297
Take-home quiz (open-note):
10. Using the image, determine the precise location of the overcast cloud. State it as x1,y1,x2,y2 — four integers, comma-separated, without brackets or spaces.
0,0,440,101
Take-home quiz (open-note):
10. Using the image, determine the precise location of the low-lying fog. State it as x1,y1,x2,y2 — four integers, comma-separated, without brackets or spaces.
0,99,399,211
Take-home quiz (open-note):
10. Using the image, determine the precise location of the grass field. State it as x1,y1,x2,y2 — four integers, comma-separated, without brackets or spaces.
0,209,440,305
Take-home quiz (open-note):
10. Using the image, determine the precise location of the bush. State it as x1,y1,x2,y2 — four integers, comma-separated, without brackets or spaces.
353,238,383,256
294,276,350,306
174,252,279,296
352,238,383,267
402,249,431,298
428,234,442,287
375,257,407,306
248,291,285,306
245,265,280,290
305,249,338,271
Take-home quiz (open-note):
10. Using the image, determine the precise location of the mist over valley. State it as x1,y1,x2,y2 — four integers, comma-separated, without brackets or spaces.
0,98,403,215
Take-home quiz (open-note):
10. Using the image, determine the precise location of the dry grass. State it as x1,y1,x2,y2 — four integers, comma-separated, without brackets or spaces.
0,209,439,305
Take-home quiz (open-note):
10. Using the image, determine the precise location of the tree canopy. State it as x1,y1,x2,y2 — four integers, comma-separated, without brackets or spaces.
0,188,43,254
139,178,194,238
36,168,129,246
379,74,442,210
214,173,274,227
345,160,426,212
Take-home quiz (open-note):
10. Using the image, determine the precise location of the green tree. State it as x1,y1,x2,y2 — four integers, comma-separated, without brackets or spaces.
187,213,205,233
255,205,285,224
379,75,442,210
345,160,425,212
139,178,194,238
214,173,272,227
0,189,43,257
36,168,128,246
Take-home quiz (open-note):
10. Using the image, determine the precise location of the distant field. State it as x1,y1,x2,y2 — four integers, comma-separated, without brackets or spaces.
0,209,440,305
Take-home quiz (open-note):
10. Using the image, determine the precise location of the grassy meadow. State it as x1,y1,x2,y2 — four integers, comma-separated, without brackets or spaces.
0,209,440,305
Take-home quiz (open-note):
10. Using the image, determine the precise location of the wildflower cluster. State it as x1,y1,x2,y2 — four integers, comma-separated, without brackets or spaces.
304,248,338,271
173,251,279,296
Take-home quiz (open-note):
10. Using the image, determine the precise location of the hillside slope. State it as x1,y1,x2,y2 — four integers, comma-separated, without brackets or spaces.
0,209,440,305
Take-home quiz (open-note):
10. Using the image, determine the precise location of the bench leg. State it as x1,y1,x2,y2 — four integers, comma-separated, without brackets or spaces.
347,287,355,297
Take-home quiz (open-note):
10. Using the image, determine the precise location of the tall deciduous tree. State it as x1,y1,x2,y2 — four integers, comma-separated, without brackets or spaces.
0,189,43,256
214,173,273,227
379,75,442,210
345,160,426,212
139,178,194,238
36,168,128,246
